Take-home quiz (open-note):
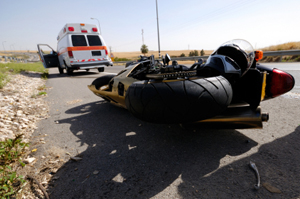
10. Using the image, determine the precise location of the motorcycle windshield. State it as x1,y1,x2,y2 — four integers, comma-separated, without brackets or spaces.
219,39,255,68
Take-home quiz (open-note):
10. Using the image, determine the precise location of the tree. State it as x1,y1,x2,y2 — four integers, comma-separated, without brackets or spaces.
189,50,199,57
200,49,205,56
180,53,185,57
140,44,148,55
194,50,199,56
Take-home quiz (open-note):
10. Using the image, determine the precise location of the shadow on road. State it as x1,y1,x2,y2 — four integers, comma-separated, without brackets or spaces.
47,71,100,79
47,101,258,199
177,125,300,198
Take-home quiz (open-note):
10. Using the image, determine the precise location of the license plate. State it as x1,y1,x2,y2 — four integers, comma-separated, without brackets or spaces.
92,51,101,56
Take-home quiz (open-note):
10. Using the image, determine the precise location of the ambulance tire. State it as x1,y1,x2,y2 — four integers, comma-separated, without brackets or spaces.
67,68,73,75
58,67,64,74
98,67,105,72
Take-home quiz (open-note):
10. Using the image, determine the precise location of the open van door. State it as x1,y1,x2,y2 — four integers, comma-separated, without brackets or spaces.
37,44,59,68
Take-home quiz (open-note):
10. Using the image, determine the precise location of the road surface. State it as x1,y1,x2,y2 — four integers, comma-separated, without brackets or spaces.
32,63,300,199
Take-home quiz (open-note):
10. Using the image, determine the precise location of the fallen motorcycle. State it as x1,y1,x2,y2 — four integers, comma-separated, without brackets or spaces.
88,39,295,129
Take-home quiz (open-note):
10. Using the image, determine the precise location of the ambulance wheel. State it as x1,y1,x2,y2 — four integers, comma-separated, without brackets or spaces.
67,68,73,75
58,67,64,74
98,67,104,72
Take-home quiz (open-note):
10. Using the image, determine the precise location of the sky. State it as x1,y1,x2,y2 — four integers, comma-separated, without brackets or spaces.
0,0,300,53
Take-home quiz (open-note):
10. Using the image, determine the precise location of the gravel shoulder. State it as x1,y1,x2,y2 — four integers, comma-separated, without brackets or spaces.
0,72,48,141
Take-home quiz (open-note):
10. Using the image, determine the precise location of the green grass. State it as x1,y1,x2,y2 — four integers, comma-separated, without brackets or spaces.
0,62,48,89
0,135,28,198
37,91,47,96
0,73,9,89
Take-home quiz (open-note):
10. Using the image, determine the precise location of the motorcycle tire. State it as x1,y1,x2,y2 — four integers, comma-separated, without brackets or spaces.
125,75,232,124
91,75,116,90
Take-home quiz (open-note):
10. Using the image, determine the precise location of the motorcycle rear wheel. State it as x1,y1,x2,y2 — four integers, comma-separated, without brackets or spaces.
125,76,232,124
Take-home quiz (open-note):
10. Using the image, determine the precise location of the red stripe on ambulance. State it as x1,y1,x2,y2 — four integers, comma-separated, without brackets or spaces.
70,58,105,63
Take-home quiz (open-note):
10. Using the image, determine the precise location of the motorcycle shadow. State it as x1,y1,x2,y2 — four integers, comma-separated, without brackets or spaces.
47,69,100,79
48,101,258,199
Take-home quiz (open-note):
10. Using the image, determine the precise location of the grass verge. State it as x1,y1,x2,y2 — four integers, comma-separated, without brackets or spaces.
0,62,48,89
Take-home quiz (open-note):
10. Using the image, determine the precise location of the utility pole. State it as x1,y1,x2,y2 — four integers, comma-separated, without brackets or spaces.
109,46,112,56
141,29,144,45
109,46,114,61
155,0,161,59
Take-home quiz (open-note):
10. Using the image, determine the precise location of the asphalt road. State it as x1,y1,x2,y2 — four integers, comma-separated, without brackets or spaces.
33,63,300,199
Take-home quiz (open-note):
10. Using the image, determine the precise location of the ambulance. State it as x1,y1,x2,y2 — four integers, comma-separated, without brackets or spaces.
37,23,113,75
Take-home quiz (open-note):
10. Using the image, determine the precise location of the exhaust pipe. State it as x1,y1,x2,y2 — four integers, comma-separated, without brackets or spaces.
182,106,269,129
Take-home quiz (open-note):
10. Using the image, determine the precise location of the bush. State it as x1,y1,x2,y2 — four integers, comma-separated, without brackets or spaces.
179,53,185,57
200,49,205,56
189,50,199,57
140,44,149,55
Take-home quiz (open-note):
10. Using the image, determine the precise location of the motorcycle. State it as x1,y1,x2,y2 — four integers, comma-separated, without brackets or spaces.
88,39,295,129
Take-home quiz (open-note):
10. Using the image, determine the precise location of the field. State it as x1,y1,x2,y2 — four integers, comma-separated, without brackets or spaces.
112,49,213,60
112,49,214,65
262,41,300,51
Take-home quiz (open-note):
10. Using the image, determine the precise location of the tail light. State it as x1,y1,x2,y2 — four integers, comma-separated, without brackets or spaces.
92,28,98,32
269,69,294,97
68,51,74,58
105,50,108,55
81,30,87,33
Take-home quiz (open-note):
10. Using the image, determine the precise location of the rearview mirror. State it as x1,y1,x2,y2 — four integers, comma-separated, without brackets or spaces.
165,54,171,65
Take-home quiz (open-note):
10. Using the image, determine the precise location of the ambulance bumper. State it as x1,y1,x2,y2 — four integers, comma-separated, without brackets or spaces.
70,61,113,69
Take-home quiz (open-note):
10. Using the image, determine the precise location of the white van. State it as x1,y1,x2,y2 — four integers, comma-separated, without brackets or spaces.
37,23,113,75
